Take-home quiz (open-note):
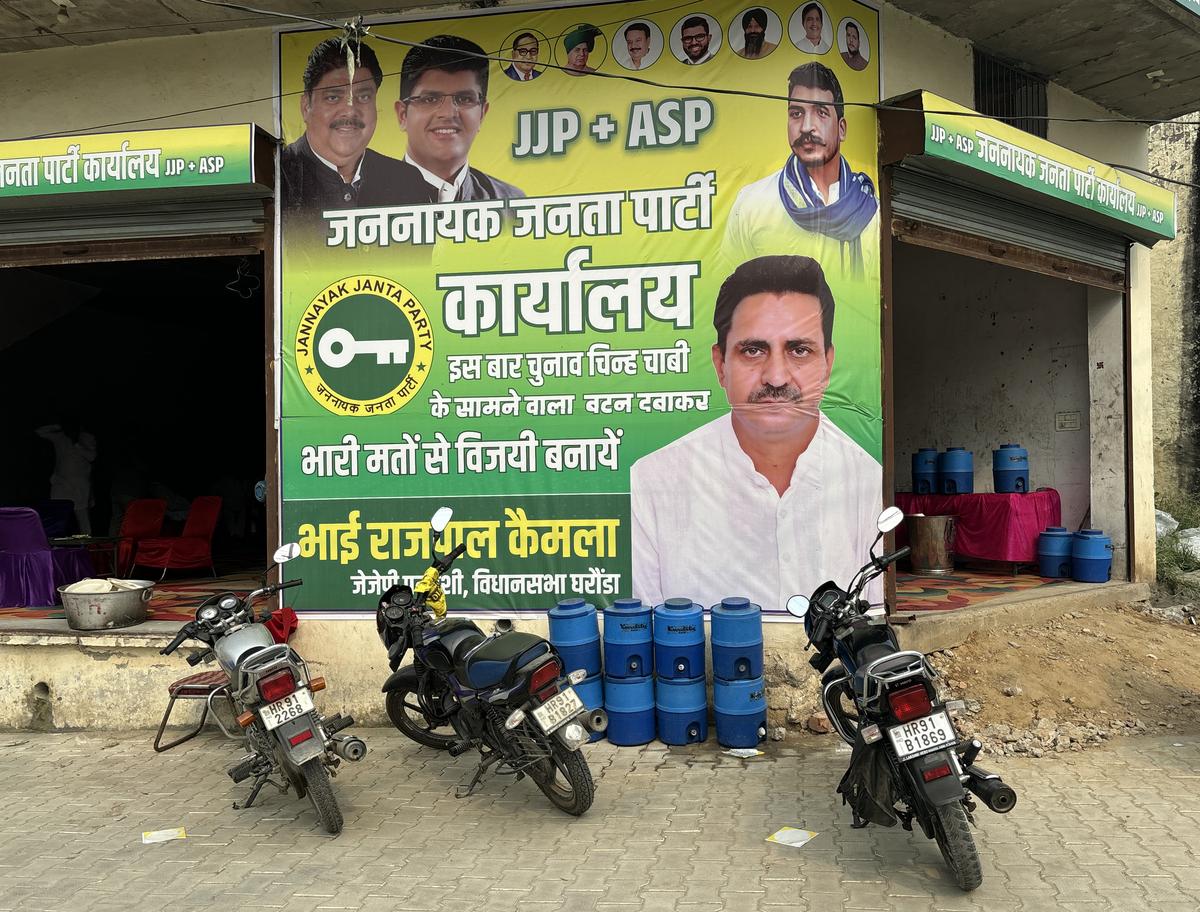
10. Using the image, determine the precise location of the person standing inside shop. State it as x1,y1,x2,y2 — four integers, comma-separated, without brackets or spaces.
36,417,98,535
630,255,881,614
380,35,525,203
281,38,402,215
723,62,878,277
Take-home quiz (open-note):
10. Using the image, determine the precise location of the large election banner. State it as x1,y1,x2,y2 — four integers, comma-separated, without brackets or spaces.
279,0,882,615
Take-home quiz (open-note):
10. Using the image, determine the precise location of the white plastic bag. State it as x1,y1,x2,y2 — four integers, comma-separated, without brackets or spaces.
1157,509,1180,539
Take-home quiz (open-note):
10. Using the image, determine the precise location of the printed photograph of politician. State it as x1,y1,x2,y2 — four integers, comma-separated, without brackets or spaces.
789,2,832,55
281,34,523,217
723,61,878,278
631,255,882,615
669,13,723,66
502,29,547,82
562,23,606,75
729,7,782,60
838,18,870,71
615,19,664,71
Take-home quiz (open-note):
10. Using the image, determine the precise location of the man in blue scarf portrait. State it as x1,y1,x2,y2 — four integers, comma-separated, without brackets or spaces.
723,62,878,279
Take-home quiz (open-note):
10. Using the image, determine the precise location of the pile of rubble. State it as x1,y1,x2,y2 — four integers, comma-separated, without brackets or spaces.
952,710,1149,759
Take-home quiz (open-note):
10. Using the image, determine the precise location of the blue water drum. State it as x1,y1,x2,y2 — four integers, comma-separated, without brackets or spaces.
602,597,653,678
548,598,602,679
655,676,708,745
1072,530,1114,583
710,597,763,681
714,677,768,748
938,447,974,494
653,598,706,679
575,674,605,742
912,447,939,494
993,444,1030,493
1037,527,1073,578
604,674,655,745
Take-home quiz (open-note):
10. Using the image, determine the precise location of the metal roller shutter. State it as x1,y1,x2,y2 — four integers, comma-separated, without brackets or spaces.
891,164,1128,273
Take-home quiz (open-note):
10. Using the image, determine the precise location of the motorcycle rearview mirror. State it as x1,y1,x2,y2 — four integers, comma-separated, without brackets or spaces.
876,506,905,535
430,507,453,534
785,594,810,619
272,542,301,564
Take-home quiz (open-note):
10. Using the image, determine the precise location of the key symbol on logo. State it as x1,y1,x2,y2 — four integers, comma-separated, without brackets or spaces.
318,327,410,369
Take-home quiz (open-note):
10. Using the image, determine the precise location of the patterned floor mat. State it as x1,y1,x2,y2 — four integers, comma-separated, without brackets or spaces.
897,569,1067,612
0,572,263,623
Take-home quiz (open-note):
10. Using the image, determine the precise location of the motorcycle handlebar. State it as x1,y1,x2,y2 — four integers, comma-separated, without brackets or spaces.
877,546,911,568
434,543,468,572
160,627,191,655
277,578,303,590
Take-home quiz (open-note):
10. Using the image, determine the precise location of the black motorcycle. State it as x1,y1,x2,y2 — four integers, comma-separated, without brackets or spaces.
375,507,607,815
786,507,1016,891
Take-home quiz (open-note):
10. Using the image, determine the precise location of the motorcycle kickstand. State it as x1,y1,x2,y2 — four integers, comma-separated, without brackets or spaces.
850,811,869,829
456,750,501,799
235,773,288,810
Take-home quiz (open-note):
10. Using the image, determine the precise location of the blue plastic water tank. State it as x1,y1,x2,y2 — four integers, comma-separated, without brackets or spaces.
710,597,763,680
655,676,708,745
603,674,655,745
938,448,974,494
713,677,768,748
1071,530,1113,583
1037,527,1073,578
602,597,653,678
912,448,939,494
575,674,604,742
548,597,601,678
653,598,705,679
993,444,1030,494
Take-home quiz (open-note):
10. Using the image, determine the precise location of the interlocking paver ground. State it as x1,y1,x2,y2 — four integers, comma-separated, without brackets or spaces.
2,728,1199,911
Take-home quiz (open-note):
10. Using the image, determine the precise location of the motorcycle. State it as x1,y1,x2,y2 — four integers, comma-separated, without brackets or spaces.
159,543,365,834
375,507,607,816
785,507,1016,891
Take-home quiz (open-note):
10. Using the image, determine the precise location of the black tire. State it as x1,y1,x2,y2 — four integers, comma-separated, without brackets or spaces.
933,803,983,891
300,757,343,835
530,738,595,816
385,682,457,750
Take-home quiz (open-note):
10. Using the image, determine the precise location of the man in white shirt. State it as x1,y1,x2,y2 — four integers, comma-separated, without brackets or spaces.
678,17,716,65
383,35,524,204
724,62,878,279
797,3,831,54
630,255,882,614
624,22,652,70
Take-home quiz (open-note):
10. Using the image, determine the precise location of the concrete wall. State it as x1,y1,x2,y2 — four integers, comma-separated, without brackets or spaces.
1087,283,1130,579
892,244,1093,530
881,4,973,105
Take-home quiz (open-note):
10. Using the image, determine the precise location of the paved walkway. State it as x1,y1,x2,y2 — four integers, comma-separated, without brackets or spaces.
1,728,1199,911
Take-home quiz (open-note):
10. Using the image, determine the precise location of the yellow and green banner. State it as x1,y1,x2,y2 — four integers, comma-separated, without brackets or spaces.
279,0,883,615
0,125,256,199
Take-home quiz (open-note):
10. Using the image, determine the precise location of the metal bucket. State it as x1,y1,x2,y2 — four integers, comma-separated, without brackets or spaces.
59,581,155,630
909,515,956,575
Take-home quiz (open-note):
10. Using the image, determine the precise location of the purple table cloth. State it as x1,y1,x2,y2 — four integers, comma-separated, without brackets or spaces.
0,507,93,608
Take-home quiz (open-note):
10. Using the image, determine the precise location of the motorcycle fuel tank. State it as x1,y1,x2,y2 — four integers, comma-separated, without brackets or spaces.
214,623,276,675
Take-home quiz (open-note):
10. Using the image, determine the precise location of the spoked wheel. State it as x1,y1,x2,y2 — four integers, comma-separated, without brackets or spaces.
932,802,983,891
300,757,343,835
530,739,595,816
385,682,457,750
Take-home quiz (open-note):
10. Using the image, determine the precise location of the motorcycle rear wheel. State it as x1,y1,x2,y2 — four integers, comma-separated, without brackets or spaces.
300,757,343,835
531,739,594,816
932,802,982,891
385,682,457,750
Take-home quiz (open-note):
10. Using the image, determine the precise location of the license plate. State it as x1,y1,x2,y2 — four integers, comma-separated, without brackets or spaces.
531,687,584,734
886,710,957,761
260,688,314,731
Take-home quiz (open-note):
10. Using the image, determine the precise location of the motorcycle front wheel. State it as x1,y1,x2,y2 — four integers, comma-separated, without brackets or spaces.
530,739,594,816
932,802,982,891
300,757,343,835
385,680,457,750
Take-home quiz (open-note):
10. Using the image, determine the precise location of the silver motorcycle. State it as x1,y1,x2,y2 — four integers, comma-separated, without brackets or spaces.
159,543,365,834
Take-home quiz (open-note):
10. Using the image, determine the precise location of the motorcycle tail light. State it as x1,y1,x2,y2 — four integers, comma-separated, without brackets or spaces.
922,762,953,782
887,683,932,722
258,669,297,703
529,659,561,697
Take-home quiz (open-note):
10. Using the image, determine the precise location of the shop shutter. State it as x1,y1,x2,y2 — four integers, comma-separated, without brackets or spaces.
890,164,1128,273
0,196,267,247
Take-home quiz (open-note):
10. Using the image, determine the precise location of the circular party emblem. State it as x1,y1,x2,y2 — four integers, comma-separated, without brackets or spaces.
296,276,433,416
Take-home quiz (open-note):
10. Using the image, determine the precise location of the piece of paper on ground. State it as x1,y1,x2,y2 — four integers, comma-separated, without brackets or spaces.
766,826,818,849
142,827,187,844
725,748,763,758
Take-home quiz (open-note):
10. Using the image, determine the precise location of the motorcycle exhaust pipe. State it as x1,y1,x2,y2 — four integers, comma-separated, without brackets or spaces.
584,709,608,734
964,766,1017,814
331,736,367,762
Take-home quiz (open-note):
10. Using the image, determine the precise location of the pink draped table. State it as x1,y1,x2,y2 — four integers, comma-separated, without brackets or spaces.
894,490,1062,563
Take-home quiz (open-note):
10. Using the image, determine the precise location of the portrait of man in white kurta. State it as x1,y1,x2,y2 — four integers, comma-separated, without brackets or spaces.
630,255,882,613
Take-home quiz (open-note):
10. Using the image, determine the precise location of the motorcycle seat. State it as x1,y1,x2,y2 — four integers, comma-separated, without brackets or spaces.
458,632,552,689
423,622,486,672
851,643,901,694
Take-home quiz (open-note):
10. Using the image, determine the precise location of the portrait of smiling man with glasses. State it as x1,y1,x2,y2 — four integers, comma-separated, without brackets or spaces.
384,34,525,204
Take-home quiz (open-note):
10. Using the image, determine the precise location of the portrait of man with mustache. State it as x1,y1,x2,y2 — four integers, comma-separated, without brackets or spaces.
281,38,406,217
630,256,882,615
723,63,879,279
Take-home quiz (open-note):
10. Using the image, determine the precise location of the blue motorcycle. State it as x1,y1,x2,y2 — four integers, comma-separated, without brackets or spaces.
375,507,607,815
786,507,1016,891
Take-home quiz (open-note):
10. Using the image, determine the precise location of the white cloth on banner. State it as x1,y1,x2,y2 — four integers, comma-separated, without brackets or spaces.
630,412,882,613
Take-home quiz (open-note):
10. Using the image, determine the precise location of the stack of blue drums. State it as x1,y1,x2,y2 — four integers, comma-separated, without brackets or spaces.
912,448,939,494
992,444,1030,493
602,598,655,745
653,598,708,744
710,597,767,748
1072,529,1114,583
549,598,604,740
938,447,974,494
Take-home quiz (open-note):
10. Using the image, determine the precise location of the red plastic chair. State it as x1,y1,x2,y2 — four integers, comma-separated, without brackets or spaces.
130,496,222,578
115,498,167,577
